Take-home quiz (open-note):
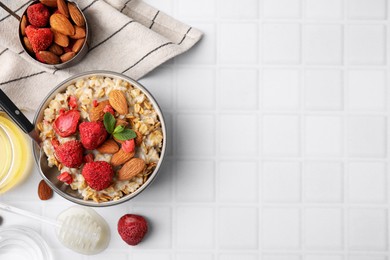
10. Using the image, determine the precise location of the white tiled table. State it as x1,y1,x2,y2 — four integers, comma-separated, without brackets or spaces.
2,0,390,259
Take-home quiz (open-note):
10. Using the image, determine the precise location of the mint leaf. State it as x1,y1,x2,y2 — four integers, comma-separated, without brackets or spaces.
113,129,137,140
103,112,116,134
113,125,125,134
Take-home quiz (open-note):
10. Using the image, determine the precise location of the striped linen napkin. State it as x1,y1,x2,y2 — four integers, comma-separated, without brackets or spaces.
0,0,202,110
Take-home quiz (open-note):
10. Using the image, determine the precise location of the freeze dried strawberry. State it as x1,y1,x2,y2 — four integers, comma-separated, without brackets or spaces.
79,122,108,150
27,3,50,27
84,153,94,163
57,171,73,184
55,140,84,168
51,138,60,149
103,104,115,115
25,25,53,53
122,139,135,153
118,214,148,246
82,161,114,191
53,110,80,137
68,96,78,109
93,100,98,107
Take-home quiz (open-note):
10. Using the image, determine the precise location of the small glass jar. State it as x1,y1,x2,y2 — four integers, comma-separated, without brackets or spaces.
0,112,32,194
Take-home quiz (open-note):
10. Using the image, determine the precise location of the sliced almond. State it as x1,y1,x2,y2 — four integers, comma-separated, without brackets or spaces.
20,15,27,36
97,139,119,154
60,51,75,62
40,0,57,7
68,3,85,27
23,37,34,53
89,100,110,121
48,43,64,56
109,90,128,115
50,13,75,36
118,158,145,181
111,149,135,167
57,0,69,18
38,51,60,64
72,38,84,53
52,29,69,47
69,25,86,39
38,180,53,200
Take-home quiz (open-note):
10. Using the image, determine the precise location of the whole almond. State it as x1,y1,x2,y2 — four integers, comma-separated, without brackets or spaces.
111,149,135,167
72,38,84,53
89,100,110,121
70,26,86,39
135,130,143,146
50,14,75,36
57,0,69,18
20,15,27,36
118,158,146,181
40,0,57,7
60,51,75,62
38,180,53,200
49,43,64,56
68,3,85,27
52,30,69,47
38,51,60,64
109,90,128,115
97,139,120,154
23,37,34,53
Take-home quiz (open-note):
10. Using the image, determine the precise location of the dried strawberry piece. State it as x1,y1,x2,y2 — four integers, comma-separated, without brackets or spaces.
103,104,115,115
93,100,98,107
55,140,84,168
117,214,148,246
25,25,53,53
57,172,73,184
68,96,78,109
53,110,80,137
27,3,50,28
122,139,135,153
79,122,108,150
84,153,94,163
82,161,114,191
51,138,60,149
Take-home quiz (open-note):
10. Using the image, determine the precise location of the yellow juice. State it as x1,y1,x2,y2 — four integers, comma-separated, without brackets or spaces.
0,112,32,194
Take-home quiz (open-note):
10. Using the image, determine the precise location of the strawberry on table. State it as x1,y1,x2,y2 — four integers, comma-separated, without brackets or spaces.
117,214,148,246
53,109,80,137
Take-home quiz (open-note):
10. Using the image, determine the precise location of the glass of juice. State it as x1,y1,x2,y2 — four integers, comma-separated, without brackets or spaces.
0,112,32,194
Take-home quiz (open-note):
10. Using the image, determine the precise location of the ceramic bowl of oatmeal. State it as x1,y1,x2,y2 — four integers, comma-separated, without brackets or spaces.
33,71,166,206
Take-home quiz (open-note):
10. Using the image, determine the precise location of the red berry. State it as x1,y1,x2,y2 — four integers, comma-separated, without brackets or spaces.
25,25,53,53
93,100,98,107
53,110,80,137
117,214,148,246
79,122,108,150
51,138,60,149
82,161,114,191
103,104,115,115
27,3,50,27
84,153,94,163
55,140,84,168
68,96,78,109
122,139,135,153
57,172,73,184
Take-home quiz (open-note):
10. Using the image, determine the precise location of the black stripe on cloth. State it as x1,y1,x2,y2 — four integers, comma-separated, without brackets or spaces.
0,1,31,22
0,48,8,56
82,0,98,11
178,27,192,45
0,71,45,86
121,41,173,73
89,20,133,52
149,10,160,29
120,0,132,12
18,50,24,54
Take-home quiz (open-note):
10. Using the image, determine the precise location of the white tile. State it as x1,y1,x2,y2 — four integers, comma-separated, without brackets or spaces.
176,23,216,64
347,70,386,111
176,114,215,156
177,0,216,19
219,0,258,19
348,256,387,260
51,249,85,260
89,251,129,260
176,207,214,249
304,25,343,65
306,256,343,260
176,160,215,202
176,253,214,260
262,69,300,109
348,0,387,19
133,252,172,260
305,0,343,19
262,208,300,249
220,115,257,155
263,0,301,18
177,68,215,110
304,162,343,203
304,208,343,249
219,253,258,260
347,25,386,65
219,23,258,64
262,115,300,156
348,162,386,203
304,116,343,156
262,162,301,202
219,161,258,202
263,24,301,64
219,207,258,249
347,116,386,157
348,208,388,250
304,69,343,110
262,255,301,260
219,68,258,110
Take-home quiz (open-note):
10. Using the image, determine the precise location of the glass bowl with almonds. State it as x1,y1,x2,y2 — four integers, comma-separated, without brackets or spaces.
19,0,89,68
33,71,167,206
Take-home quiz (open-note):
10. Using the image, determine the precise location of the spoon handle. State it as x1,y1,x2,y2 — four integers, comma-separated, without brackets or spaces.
0,1,21,21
